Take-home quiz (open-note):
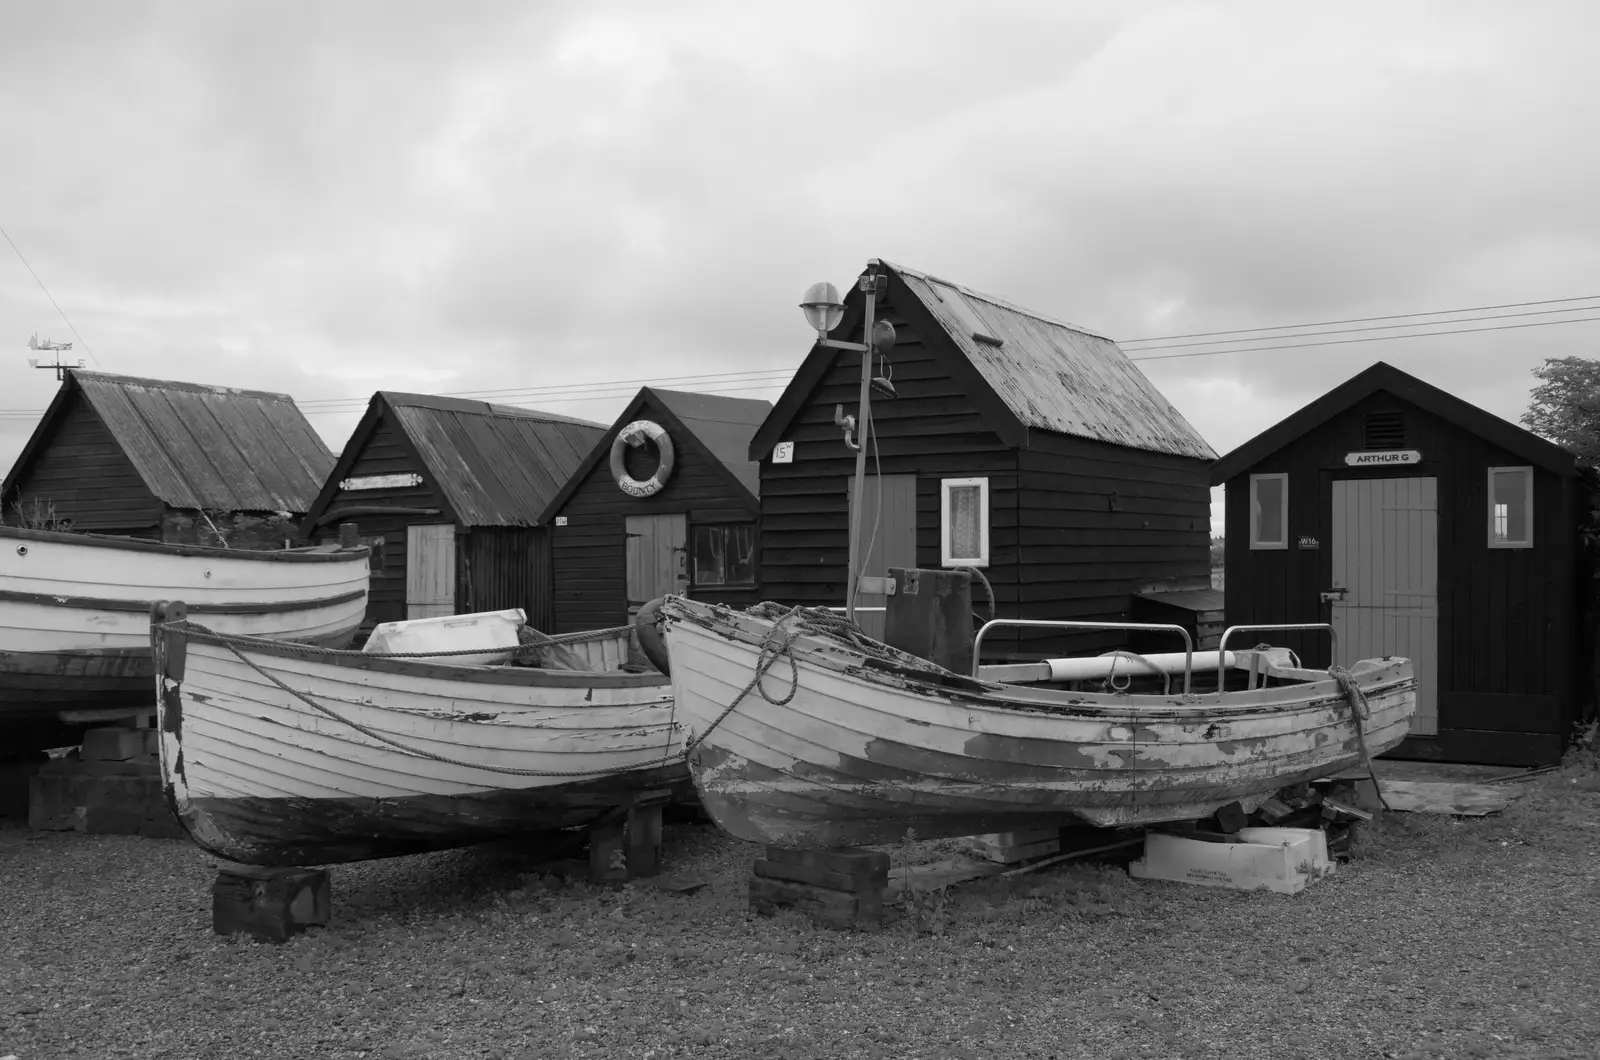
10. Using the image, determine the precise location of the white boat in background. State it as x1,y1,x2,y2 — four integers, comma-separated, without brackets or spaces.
0,525,370,719
654,596,1416,848
151,602,683,866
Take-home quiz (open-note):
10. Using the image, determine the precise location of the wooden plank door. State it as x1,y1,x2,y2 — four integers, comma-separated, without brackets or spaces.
625,513,688,615
847,475,918,640
1331,478,1438,736
405,524,457,619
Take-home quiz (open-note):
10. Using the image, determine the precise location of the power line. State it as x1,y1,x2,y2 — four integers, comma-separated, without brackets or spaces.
0,226,101,368
1127,313,1600,363
295,367,795,410
297,378,795,416
1120,293,1600,345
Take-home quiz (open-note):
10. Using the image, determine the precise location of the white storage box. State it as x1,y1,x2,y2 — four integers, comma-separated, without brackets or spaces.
363,609,526,666
1128,827,1331,895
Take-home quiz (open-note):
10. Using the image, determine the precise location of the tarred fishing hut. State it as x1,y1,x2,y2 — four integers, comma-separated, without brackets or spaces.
1211,361,1596,766
749,259,1220,660
2,369,332,546
298,393,605,634
541,387,770,632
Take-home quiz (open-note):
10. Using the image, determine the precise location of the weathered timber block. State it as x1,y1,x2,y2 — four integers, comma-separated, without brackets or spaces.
40,756,159,778
30,773,178,836
752,858,887,894
748,876,883,931
1252,797,1294,825
213,866,331,944
626,799,663,879
969,835,1061,864
28,774,86,831
81,728,151,763
588,797,666,883
1212,801,1248,834
761,846,890,883
0,755,44,821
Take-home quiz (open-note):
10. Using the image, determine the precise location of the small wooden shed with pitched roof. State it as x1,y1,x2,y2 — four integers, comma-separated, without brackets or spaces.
298,392,606,634
540,387,771,633
2,369,333,547
749,260,1219,659
1211,361,1597,766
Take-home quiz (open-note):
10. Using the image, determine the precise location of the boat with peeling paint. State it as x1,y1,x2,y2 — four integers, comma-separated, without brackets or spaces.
150,603,682,865
655,596,1415,848
0,525,371,719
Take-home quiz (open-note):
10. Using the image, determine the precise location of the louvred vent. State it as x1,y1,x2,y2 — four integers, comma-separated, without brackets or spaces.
1364,410,1405,450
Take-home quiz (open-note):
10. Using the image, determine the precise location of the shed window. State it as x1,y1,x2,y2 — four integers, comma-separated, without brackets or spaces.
1488,467,1533,548
692,523,756,586
940,477,989,567
1249,474,1288,550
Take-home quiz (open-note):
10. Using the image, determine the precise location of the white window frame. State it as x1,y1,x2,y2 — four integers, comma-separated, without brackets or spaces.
1249,473,1289,550
940,477,990,568
1487,466,1534,549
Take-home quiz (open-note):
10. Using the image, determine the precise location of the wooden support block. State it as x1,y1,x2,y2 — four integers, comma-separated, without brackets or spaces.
212,866,331,944
589,819,627,883
761,846,890,883
969,835,1061,864
749,876,883,931
626,799,663,879
39,756,159,778
1253,797,1294,825
588,792,670,883
753,858,886,894
81,728,150,762
1212,801,1248,834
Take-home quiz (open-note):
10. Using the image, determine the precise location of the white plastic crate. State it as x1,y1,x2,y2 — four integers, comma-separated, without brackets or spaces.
1128,827,1331,894
362,608,526,666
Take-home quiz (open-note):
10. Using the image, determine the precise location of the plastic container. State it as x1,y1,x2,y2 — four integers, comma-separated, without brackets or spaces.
362,608,526,666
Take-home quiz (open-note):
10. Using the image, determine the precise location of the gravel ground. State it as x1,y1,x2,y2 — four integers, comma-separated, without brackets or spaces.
3,764,1598,1060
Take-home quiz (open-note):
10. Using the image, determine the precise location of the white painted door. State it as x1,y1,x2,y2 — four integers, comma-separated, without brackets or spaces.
406,524,457,619
1330,478,1438,736
625,513,687,616
847,475,918,641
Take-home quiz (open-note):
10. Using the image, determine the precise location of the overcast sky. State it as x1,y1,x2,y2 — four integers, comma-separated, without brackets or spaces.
4,1,1599,534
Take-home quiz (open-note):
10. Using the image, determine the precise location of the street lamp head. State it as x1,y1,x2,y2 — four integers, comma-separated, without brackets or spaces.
800,281,846,335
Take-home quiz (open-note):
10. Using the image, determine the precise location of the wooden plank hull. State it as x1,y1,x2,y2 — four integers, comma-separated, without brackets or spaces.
659,598,1416,847
0,525,369,716
155,625,684,865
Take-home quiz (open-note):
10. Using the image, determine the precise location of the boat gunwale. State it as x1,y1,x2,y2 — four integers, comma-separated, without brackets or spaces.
0,523,370,563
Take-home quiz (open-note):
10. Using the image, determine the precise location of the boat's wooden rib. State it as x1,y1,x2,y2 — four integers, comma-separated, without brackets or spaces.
656,597,1417,847
0,525,370,714
153,612,685,866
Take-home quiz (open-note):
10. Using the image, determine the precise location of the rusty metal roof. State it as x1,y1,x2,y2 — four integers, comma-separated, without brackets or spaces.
63,369,335,512
889,262,1216,460
383,393,608,527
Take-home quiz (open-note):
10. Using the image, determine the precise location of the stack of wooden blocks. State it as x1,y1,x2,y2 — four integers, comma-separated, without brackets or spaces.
28,726,185,839
966,827,1062,865
749,847,888,931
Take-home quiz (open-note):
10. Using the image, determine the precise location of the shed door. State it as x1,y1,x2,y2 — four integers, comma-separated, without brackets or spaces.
847,475,918,641
406,524,457,619
626,513,687,615
1331,478,1438,736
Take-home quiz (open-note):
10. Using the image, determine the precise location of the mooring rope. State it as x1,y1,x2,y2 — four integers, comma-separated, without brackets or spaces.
163,620,682,779
683,608,802,753
1328,665,1391,811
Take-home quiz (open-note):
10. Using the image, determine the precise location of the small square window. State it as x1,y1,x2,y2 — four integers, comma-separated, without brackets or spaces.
1249,474,1288,550
691,523,756,586
941,477,989,567
1488,467,1533,548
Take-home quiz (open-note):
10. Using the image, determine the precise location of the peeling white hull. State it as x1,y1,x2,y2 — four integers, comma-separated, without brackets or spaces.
659,598,1416,847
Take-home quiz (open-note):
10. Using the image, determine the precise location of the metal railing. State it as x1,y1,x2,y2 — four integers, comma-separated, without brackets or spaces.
1214,623,1336,689
971,619,1196,693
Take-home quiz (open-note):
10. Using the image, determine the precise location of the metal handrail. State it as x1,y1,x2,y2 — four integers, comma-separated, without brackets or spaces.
971,619,1195,693
1215,623,1336,689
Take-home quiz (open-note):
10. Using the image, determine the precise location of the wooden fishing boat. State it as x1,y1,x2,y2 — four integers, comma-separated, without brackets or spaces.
0,525,370,719
151,603,683,865
655,596,1416,848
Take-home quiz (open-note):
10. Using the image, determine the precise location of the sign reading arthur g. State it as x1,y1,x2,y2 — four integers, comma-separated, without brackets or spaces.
1343,449,1421,467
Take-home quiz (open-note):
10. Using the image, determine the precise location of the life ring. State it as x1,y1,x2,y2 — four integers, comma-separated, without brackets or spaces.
610,419,675,498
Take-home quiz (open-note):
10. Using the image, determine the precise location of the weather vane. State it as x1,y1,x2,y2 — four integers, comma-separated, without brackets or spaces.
27,333,85,381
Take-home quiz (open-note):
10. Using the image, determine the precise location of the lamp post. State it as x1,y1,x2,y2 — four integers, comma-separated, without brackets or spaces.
800,261,896,624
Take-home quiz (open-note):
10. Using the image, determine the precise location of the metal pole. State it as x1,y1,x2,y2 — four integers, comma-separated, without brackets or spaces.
845,272,876,623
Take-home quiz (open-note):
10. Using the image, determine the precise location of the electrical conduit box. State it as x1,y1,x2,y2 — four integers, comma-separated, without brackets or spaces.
883,567,974,673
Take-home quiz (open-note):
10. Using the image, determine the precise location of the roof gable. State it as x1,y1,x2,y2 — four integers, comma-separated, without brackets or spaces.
1209,361,1583,484
4,370,334,513
749,260,1216,462
538,387,768,523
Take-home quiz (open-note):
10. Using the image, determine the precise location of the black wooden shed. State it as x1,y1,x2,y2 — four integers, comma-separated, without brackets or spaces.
749,259,1219,659
1211,361,1596,766
2,369,332,547
540,387,770,633
298,392,605,634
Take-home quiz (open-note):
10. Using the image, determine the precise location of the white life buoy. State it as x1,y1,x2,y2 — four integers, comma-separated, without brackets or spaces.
611,420,675,498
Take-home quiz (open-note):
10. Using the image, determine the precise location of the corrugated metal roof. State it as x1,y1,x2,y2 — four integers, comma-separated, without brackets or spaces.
384,392,607,527
650,389,771,498
889,262,1217,461
71,370,334,512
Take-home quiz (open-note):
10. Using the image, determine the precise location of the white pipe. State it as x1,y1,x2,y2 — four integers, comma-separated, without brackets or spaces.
1045,650,1237,682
